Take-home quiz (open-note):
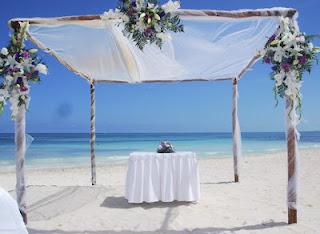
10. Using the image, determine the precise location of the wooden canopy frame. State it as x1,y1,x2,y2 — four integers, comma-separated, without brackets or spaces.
9,7,299,225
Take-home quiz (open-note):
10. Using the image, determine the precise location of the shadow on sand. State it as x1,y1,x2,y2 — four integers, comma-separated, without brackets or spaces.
100,196,193,210
28,221,288,234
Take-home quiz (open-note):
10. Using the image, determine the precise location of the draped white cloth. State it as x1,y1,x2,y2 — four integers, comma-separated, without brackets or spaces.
125,152,200,203
0,187,28,234
22,12,280,83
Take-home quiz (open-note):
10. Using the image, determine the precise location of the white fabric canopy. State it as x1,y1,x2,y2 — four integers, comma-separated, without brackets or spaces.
19,10,283,83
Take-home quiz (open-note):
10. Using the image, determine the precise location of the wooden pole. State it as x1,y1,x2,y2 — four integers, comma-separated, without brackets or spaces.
15,106,27,224
90,80,97,185
8,8,297,27
286,98,298,224
232,78,241,182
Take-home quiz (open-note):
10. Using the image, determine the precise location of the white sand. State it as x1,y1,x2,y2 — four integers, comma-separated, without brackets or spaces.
1,149,320,234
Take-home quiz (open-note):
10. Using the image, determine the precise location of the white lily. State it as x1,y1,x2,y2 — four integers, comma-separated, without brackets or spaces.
35,63,48,75
4,55,19,68
147,3,155,9
279,17,291,33
1,47,8,56
162,0,181,13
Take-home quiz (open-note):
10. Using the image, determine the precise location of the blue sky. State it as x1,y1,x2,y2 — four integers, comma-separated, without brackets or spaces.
0,0,319,133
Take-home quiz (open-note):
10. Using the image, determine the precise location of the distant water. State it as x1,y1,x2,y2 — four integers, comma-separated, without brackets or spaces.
1,132,320,167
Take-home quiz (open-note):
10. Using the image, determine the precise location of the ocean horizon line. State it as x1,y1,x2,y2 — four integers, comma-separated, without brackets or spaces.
1,130,320,134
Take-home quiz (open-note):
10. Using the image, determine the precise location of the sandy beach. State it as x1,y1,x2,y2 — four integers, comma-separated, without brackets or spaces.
1,148,320,234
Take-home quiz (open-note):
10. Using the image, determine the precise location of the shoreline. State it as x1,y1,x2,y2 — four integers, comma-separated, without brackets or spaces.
0,147,318,172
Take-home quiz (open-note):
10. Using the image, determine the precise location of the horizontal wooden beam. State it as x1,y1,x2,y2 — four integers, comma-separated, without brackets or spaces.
9,8,297,28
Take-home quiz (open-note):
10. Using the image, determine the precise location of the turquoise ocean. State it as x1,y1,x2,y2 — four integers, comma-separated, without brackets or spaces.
1,132,320,167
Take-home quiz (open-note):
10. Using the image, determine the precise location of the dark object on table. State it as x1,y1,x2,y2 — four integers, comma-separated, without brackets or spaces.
157,141,175,153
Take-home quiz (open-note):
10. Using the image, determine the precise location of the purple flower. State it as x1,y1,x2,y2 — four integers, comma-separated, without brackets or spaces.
264,57,271,64
9,67,20,74
20,86,28,92
267,34,276,44
22,51,29,59
144,27,154,37
299,55,307,65
281,63,290,72
26,72,33,78
15,53,21,61
131,1,136,7
16,77,23,85
159,11,166,18
127,8,134,16
33,71,39,76
272,65,278,71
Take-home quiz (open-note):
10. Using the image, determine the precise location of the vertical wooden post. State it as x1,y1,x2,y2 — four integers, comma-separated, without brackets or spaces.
286,98,298,224
15,106,27,224
90,80,96,185
232,78,241,183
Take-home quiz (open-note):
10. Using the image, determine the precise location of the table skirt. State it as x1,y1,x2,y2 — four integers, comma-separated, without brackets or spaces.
0,187,28,234
125,152,200,203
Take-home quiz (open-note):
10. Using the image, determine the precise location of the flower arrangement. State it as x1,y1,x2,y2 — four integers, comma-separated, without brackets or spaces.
0,22,47,119
113,0,184,50
157,141,175,153
261,17,319,115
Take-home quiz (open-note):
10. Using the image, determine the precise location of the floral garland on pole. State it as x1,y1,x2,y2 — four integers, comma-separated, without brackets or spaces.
102,0,184,50
261,17,319,118
0,22,47,119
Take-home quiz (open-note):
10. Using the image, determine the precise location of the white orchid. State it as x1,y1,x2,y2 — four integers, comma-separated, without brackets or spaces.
35,63,48,75
1,47,8,56
162,0,181,13
273,46,286,62
274,69,286,87
284,71,302,98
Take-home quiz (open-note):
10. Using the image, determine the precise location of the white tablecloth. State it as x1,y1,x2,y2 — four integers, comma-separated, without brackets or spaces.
0,187,28,234
125,152,200,203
